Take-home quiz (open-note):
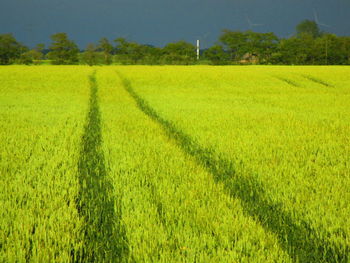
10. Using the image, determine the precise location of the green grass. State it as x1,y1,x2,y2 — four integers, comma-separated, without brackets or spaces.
1,65,349,262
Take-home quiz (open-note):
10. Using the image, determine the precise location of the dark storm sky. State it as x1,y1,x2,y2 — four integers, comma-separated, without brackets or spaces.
1,0,349,48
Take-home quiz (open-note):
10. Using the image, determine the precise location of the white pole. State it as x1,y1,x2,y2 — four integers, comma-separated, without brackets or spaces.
197,40,200,60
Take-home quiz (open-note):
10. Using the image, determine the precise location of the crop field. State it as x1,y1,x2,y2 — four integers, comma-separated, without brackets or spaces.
1,65,349,262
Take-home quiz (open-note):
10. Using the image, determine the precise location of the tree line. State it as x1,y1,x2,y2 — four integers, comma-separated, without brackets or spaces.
1,20,349,65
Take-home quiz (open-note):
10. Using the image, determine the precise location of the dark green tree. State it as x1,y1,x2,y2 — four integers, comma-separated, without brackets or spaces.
296,20,321,38
125,42,143,63
277,34,315,65
48,33,79,64
219,30,279,63
219,30,248,62
0,34,27,65
114,38,157,64
98,37,113,64
246,31,279,63
338,36,350,65
162,41,196,64
204,45,229,65
114,38,136,64
83,43,98,66
35,43,45,55
139,45,162,64
313,34,349,65
19,49,43,64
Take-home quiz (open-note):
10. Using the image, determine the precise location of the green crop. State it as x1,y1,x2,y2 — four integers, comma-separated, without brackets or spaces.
0,66,92,262
1,65,349,262
116,65,350,262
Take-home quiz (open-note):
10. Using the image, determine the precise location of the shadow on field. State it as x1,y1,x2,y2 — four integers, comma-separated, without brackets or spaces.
74,71,129,262
117,72,349,263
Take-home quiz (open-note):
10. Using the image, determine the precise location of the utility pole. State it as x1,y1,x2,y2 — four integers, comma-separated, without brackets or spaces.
197,40,200,60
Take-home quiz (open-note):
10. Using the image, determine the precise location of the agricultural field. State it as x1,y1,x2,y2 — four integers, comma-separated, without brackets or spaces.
0,65,349,262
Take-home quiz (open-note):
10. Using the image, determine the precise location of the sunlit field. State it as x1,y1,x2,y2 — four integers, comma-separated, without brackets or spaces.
1,65,349,262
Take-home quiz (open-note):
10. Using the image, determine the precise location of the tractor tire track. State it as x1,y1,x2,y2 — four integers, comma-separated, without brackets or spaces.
74,71,129,262
274,76,302,88
302,74,334,87
117,71,349,263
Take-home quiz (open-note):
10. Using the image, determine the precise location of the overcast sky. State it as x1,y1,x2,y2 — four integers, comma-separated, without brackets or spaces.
1,0,349,48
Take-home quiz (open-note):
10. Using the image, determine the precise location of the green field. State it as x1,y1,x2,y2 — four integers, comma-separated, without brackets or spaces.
1,66,349,262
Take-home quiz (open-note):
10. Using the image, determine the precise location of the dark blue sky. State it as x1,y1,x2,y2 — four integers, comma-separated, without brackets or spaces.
1,0,349,48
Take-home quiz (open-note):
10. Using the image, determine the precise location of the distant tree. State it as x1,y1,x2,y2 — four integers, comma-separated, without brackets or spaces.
114,38,153,64
246,31,279,63
162,41,196,64
98,37,113,64
277,34,315,65
139,45,162,64
338,36,350,65
48,33,79,64
19,49,43,64
124,42,143,63
296,20,321,38
114,38,132,64
218,30,279,63
313,34,349,65
114,38,128,53
219,30,248,62
35,43,45,53
18,52,33,65
83,43,98,66
0,34,27,65
204,45,229,65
